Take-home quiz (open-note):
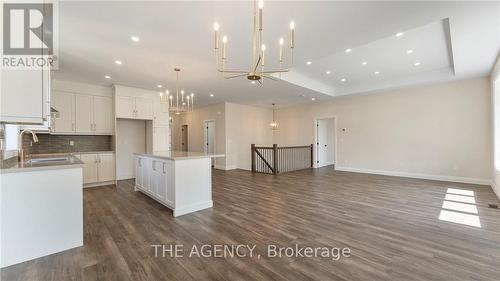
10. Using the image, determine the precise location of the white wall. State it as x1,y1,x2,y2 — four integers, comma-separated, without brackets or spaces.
490,55,500,199
116,119,147,180
225,103,274,170
52,80,113,97
276,78,492,184
171,103,226,168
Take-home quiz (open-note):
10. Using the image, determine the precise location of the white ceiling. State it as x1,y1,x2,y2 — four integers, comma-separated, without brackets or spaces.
53,1,500,108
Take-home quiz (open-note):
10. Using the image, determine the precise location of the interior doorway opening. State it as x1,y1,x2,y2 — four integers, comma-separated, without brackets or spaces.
204,120,216,167
315,117,336,168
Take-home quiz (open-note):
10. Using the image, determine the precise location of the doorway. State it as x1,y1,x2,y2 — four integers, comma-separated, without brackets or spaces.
315,117,336,168
204,120,216,166
181,124,188,152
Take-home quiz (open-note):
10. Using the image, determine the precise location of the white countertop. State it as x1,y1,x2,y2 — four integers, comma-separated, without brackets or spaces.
134,151,225,161
0,155,84,174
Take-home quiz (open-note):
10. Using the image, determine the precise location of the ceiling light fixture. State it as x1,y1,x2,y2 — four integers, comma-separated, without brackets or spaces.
306,61,312,65
361,61,367,65
213,0,295,84
396,32,404,37
167,68,194,114
345,48,352,53
104,75,111,79
341,78,346,82
115,60,122,65
251,81,256,84
311,97,316,101
157,85,162,88
131,36,140,42
270,103,279,130
414,62,421,66
374,71,380,75
326,71,331,75
210,94,214,97
407,49,413,54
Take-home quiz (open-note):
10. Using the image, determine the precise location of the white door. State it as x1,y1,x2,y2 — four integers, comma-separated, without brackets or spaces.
98,154,115,182
153,101,170,126
53,92,75,133
80,154,98,184
153,127,169,152
135,97,153,120
93,96,113,134
75,94,93,133
116,96,135,119
316,119,335,168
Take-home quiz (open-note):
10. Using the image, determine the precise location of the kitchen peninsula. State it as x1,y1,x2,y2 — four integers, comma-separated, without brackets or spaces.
134,151,223,217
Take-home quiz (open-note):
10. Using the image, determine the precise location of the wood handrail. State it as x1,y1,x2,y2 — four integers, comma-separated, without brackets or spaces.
251,144,313,174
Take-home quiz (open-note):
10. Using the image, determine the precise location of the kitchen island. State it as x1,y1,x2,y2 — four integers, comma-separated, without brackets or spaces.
134,151,224,217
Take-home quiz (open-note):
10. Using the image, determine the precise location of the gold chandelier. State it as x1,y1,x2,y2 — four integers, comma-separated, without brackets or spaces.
164,68,194,114
213,0,295,84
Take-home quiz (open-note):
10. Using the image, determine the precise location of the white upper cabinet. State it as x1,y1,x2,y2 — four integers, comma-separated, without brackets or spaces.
116,96,135,119
135,97,154,120
1,68,51,124
153,101,170,126
153,127,170,152
52,92,113,135
53,91,75,133
93,96,113,133
75,94,93,133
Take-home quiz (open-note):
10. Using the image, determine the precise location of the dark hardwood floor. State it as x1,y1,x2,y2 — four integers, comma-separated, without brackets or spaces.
2,167,500,281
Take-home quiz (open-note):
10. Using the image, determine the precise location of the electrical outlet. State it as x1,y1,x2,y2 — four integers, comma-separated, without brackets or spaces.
69,141,74,146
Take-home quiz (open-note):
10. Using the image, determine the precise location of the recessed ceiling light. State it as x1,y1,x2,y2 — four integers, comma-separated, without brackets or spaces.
300,94,307,97
414,62,421,66
210,94,214,97
251,81,256,84
311,97,316,101
407,49,414,54
306,61,312,65
131,36,140,42
104,75,111,79
374,71,380,75
115,60,122,65
345,48,352,53
326,71,331,75
361,61,367,65
157,85,162,88
340,78,346,82
396,32,404,37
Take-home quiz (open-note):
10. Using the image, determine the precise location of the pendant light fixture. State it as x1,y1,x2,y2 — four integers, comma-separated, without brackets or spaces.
166,68,194,114
270,103,278,130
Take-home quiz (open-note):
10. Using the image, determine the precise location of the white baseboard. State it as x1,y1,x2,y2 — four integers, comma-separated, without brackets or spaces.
174,201,213,217
83,180,117,188
491,181,500,200
335,166,491,186
214,165,237,170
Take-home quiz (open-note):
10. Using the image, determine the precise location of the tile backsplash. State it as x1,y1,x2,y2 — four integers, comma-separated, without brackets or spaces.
23,134,112,154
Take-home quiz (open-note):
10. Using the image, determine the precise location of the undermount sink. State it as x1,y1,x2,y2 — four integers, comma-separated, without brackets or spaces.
28,157,70,164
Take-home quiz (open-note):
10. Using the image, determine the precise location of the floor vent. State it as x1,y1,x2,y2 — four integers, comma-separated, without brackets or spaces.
488,204,499,209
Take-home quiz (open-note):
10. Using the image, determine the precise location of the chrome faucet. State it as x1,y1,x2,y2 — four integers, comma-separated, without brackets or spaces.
18,129,39,161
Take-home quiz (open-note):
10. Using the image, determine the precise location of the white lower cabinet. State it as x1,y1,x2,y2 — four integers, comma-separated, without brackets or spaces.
77,153,115,186
135,157,174,207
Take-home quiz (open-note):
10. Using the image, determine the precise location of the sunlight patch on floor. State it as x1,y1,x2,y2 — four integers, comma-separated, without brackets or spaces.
439,188,481,228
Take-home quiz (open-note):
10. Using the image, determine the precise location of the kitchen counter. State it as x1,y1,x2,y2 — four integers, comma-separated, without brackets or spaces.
0,154,84,174
134,151,224,161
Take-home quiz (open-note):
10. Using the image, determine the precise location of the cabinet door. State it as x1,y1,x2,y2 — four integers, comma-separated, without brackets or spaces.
136,157,144,189
0,69,44,124
135,97,153,120
165,161,175,206
75,94,93,133
153,101,169,126
98,154,115,182
116,96,135,119
53,92,75,133
141,158,151,192
156,161,167,203
149,159,159,196
93,96,113,134
80,154,98,184
153,126,169,152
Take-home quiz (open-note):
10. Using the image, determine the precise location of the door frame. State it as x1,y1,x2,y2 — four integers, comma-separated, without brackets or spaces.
203,119,216,154
313,116,337,169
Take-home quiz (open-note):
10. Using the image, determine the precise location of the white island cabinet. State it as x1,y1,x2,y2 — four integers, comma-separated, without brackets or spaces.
134,151,223,217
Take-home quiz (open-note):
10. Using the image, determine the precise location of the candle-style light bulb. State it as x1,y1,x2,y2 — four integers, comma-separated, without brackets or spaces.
186,96,190,111
213,22,220,50
261,44,266,66
222,36,228,59
279,37,284,62
190,93,194,111
289,21,295,49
